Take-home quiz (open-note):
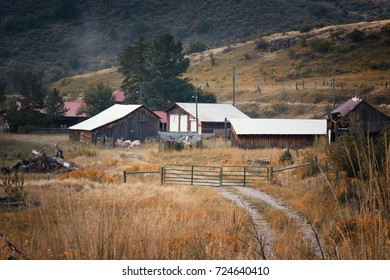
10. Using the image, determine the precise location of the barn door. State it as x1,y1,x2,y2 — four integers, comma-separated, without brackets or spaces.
170,114,179,131
190,120,197,132
180,114,188,131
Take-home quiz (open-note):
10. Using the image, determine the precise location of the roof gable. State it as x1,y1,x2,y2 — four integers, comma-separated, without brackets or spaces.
230,118,328,135
68,104,142,131
167,103,250,122
331,97,363,117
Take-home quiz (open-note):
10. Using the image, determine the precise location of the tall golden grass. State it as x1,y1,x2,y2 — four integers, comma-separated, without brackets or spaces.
0,133,389,259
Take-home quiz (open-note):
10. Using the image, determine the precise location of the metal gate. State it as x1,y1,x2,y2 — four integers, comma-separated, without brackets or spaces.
163,164,269,187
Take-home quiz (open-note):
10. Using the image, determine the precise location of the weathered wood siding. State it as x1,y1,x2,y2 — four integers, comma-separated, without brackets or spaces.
342,101,390,133
231,130,320,149
69,107,160,144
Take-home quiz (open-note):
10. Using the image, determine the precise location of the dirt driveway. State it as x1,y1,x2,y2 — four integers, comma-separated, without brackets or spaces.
215,186,324,260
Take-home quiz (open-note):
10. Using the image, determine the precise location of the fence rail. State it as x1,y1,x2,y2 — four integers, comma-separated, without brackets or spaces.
122,162,313,187
163,164,269,187
123,169,162,183
269,162,312,179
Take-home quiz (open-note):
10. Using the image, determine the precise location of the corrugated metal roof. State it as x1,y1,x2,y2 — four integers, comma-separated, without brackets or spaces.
230,118,328,135
64,101,85,117
154,111,168,124
331,97,362,117
174,103,250,122
68,104,142,131
113,90,125,102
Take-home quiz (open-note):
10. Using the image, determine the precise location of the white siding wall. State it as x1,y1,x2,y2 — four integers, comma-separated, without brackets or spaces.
170,114,179,131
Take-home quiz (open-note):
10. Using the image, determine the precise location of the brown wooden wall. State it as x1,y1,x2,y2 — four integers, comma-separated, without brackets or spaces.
345,101,390,133
69,107,160,144
231,131,320,149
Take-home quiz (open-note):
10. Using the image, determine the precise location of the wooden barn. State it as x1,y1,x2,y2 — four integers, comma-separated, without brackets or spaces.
325,97,390,141
68,104,160,144
165,103,250,136
229,118,328,149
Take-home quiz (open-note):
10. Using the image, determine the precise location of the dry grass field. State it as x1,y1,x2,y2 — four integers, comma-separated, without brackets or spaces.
1,133,388,260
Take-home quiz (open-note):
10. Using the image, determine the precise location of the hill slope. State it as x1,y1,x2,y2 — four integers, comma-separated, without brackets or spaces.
50,19,390,119
1,0,390,86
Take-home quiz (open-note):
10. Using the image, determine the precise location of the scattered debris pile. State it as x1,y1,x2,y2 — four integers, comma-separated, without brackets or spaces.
158,132,202,151
1,148,78,174
116,139,142,148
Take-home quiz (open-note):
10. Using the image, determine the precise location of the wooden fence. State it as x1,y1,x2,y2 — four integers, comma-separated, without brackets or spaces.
269,162,312,179
122,162,314,187
162,164,269,187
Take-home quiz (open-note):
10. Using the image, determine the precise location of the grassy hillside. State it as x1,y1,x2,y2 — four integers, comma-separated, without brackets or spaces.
1,0,390,86
50,19,390,118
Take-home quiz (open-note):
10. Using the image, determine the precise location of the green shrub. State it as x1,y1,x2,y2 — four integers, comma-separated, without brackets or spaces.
1,172,28,203
254,38,269,51
347,29,365,43
186,40,207,55
279,148,293,164
308,38,332,54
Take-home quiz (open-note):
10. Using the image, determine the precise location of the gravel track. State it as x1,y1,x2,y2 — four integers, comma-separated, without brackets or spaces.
216,186,324,259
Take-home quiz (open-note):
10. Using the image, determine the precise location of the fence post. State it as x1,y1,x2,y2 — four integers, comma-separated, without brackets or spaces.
191,165,194,185
123,170,127,183
243,166,246,186
219,167,223,187
309,162,313,177
160,167,164,185
269,166,273,181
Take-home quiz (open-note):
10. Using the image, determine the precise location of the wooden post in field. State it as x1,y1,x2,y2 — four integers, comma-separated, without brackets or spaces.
160,167,164,185
191,165,194,185
219,167,223,186
332,78,336,108
269,166,273,181
243,166,247,186
123,170,127,183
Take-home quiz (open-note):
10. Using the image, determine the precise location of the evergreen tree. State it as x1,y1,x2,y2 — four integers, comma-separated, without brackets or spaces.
118,33,217,110
118,36,150,104
44,88,68,126
141,33,192,109
80,82,115,117
19,72,46,111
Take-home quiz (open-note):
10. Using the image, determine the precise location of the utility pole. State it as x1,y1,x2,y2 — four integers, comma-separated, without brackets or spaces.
192,89,199,133
332,78,336,108
232,67,236,106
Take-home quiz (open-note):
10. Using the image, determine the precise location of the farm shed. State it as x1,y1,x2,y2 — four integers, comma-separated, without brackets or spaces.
165,103,250,136
229,118,327,148
68,104,160,144
325,97,390,141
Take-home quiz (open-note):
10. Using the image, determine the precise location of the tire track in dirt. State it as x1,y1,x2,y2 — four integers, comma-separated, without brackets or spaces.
216,186,324,259
215,188,275,260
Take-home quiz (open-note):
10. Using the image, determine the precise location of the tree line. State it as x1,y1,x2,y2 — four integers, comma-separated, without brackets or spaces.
0,33,216,132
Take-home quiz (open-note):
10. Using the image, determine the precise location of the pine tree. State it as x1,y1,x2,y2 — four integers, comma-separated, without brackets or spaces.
19,72,46,111
118,36,150,104
80,82,115,117
44,88,68,126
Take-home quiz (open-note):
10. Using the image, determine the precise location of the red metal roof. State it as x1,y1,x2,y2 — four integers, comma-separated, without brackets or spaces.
113,90,125,102
64,101,85,117
154,111,167,123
